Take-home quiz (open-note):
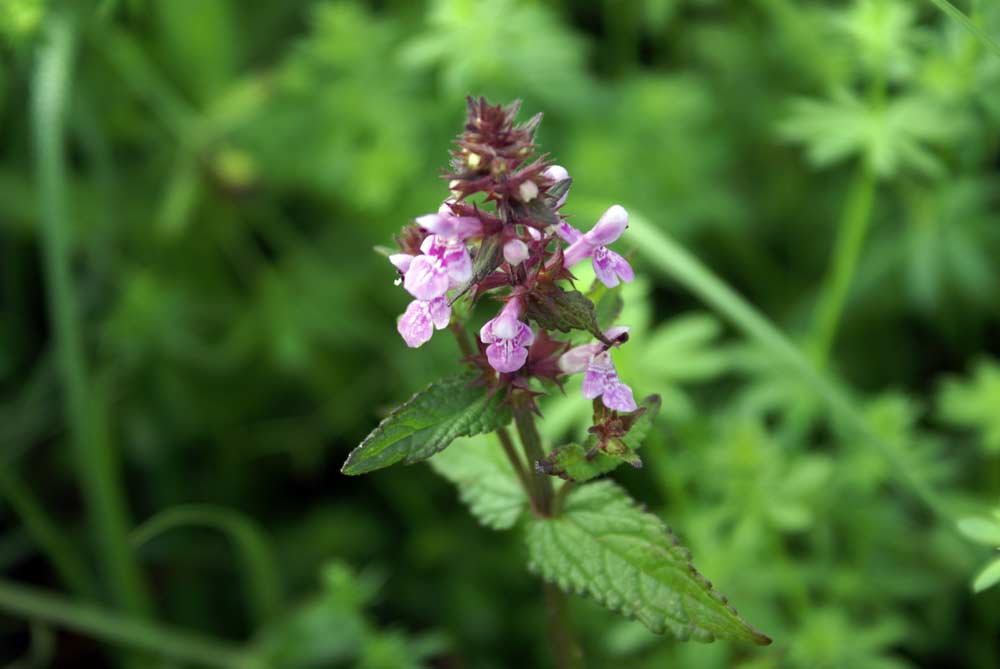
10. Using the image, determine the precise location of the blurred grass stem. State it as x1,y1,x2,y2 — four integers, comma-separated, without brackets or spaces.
809,164,877,367
0,579,258,669
32,11,150,613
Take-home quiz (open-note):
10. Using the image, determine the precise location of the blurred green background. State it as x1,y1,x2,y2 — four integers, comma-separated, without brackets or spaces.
3,0,1000,667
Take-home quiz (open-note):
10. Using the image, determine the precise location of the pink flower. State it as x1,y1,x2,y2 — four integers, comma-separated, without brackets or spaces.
397,297,451,348
479,298,535,373
400,205,482,300
415,203,483,241
562,205,634,288
558,326,637,412
403,235,472,300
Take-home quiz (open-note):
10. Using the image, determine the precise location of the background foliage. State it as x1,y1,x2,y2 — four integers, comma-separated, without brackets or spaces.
2,0,1000,667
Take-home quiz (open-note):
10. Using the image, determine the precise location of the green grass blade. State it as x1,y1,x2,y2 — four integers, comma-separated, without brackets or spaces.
32,10,150,614
0,579,258,669
132,505,283,625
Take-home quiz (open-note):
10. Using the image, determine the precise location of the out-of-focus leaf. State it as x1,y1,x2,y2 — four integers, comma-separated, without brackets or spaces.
526,481,771,644
779,90,956,177
972,557,1000,593
937,359,1000,453
342,373,512,475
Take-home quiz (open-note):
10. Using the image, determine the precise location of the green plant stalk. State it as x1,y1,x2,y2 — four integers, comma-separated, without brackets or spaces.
0,467,95,598
131,505,282,627
513,408,553,516
32,11,150,614
627,215,954,522
0,579,258,669
809,164,877,368
512,408,582,669
543,582,584,669
496,427,537,514
925,0,1000,59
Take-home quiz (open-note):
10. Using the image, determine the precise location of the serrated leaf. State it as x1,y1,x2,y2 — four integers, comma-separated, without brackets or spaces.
526,481,770,645
524,284,609,344
429,435,527,530
973,557,1000,593
538,395,662,482
342,374,511,475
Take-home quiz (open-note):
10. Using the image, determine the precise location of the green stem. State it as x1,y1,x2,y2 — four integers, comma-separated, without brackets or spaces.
510,408,581,668
925,0,1000,59
0,579,258,669
32,11,150,614
627,215,955,522
513,408,553,516
809,164,877,368
0,467,95,598
496,427,537,514
543,582,584,669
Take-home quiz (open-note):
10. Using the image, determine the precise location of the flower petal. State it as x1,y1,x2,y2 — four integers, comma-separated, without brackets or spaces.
562,237,593,268
389,253,413,273
487,341,529,373
559,343,602,374
397,300,433,348
403,254,449,300
555,221,583,244
605,248,634,283
586,205,628,247
592,247,621,288
602,382,637,412
428,297,451,329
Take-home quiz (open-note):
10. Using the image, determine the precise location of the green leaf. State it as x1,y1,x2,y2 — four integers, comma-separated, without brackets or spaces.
429,435,528,530
937,359,1000,453
587,279,624,331
538,395,662,482
342,374,511,475
957,518,1000,547
972,557,1000,593
526,481,771,644
524,284,609,344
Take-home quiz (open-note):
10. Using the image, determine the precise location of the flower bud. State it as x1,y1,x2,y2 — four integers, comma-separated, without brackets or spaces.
518,179,539,202
503,239,529,265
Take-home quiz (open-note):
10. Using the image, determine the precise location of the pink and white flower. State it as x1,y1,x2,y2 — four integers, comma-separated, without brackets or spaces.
479,297,535,373
403,235,472,300
397,297,451,348
562,205,634,288
397,204,482,300
558,326,637,412
543,165,571,208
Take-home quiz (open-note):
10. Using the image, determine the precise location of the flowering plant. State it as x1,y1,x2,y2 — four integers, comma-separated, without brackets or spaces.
343,98,770,663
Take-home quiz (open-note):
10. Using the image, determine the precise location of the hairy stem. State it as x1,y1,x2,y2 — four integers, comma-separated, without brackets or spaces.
627,214,955,522
32,11,150,613
511,408,581,668
544,582,584,669
0,579,257,669
513,408,553,516
809,164,877,367
449,320,475,358
496,427,537,514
